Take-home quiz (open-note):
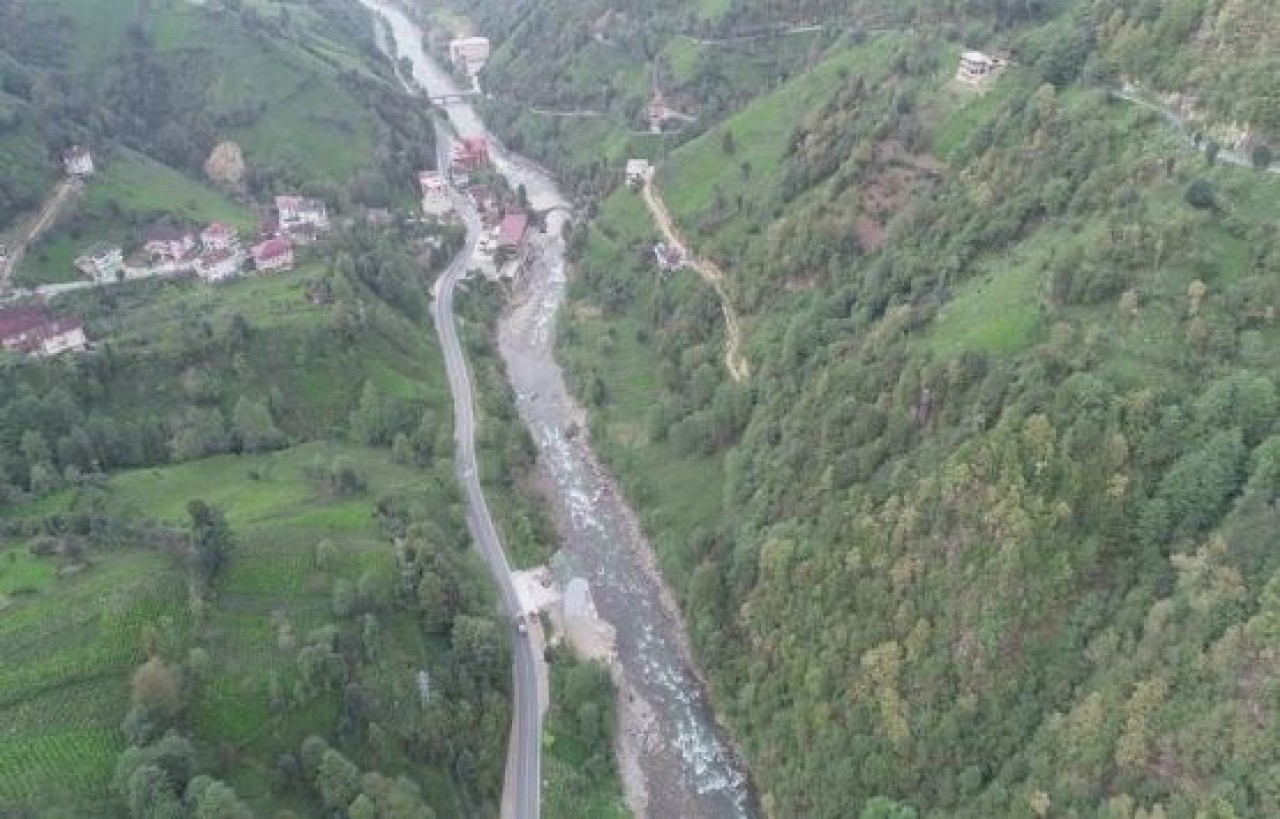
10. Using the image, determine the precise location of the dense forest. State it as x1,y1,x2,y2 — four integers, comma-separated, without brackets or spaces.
453,0,1280,816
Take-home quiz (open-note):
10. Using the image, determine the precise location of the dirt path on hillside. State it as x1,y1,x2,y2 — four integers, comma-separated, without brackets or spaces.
1,178,81,294
641,180,750,382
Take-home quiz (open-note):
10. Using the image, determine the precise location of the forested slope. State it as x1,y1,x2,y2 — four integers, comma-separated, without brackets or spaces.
459,0,1280,816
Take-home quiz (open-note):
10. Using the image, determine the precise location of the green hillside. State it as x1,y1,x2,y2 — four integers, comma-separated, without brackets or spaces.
0,0,436,236
462,0,1280,816
0,192,504,816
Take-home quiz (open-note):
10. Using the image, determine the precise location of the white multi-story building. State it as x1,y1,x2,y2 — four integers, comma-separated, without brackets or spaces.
62,145,95,177
448,36,491,76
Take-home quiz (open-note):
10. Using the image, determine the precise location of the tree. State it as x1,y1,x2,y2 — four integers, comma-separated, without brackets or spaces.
131,657,184,723
1252,143,1273,171
1206,138,1221,166
1185,179,1215,210
332,578,355,618
188,500,235,588
127,764,183,819
316,749,362,812
186,776,252,819
232,396,283,453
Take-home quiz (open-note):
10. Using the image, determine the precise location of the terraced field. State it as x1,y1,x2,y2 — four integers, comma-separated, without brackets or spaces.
0,443,469,815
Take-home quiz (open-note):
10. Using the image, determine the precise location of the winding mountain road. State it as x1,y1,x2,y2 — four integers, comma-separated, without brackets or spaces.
429,186,542,819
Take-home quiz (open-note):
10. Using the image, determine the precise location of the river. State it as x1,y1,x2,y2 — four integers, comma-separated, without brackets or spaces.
360,3,760,817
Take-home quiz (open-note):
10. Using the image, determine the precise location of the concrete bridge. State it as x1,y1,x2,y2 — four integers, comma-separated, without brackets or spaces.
429,90,481,106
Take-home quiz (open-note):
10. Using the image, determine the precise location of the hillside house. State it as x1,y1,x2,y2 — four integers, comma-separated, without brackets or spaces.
200,222,239,253
448,36,491,75
74,243,123,282
452,137,490,172
143,222,196,262
252,237,294,272
625,159,654,187
496,212,529,254
956,50,1006,86
419,170,453,217
62,145,94,177
195,249,243,282
276,196,330,236
0,306,87,356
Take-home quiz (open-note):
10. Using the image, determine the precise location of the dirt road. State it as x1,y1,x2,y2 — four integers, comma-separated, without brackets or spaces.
641,179,750,382
1,178,80,293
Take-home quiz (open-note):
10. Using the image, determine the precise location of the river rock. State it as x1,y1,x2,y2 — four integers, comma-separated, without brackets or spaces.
204,141,247,193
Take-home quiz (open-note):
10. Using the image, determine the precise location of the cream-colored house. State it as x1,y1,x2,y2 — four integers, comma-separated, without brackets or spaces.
956,50,1006,86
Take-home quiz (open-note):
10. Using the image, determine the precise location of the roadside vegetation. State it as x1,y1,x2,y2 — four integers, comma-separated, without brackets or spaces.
456,282,560,570
541,649,628,819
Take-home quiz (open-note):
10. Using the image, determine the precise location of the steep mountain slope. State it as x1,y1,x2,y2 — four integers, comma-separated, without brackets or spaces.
0,0,436,230
462,0,1280,816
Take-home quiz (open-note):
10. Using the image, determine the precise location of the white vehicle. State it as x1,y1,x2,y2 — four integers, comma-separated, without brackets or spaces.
515,613,528,635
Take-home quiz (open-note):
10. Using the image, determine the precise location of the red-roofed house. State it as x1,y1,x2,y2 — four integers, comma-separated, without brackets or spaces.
452,137,490,171
497,212,529,251
0,306,87,356
143,222,196,262
201,222,239,253
252,238,294,273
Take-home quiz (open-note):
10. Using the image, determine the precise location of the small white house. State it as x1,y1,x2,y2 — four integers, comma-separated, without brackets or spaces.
74,243,123,282
276,196,330,235
956,50,1006,86
625,159,654,187
195,249,243,282
36,319,88,356
62,145,95,177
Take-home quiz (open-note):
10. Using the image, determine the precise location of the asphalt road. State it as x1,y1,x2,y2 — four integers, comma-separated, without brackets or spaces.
430,188,542,819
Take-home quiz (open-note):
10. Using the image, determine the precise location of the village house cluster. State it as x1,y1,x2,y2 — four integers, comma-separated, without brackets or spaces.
418,135,533,280
71,194,328,286
0,304,86,357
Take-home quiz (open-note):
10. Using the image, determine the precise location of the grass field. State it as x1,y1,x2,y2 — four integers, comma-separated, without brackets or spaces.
0,442,468,815
0,547,55,597
0,549,183,809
